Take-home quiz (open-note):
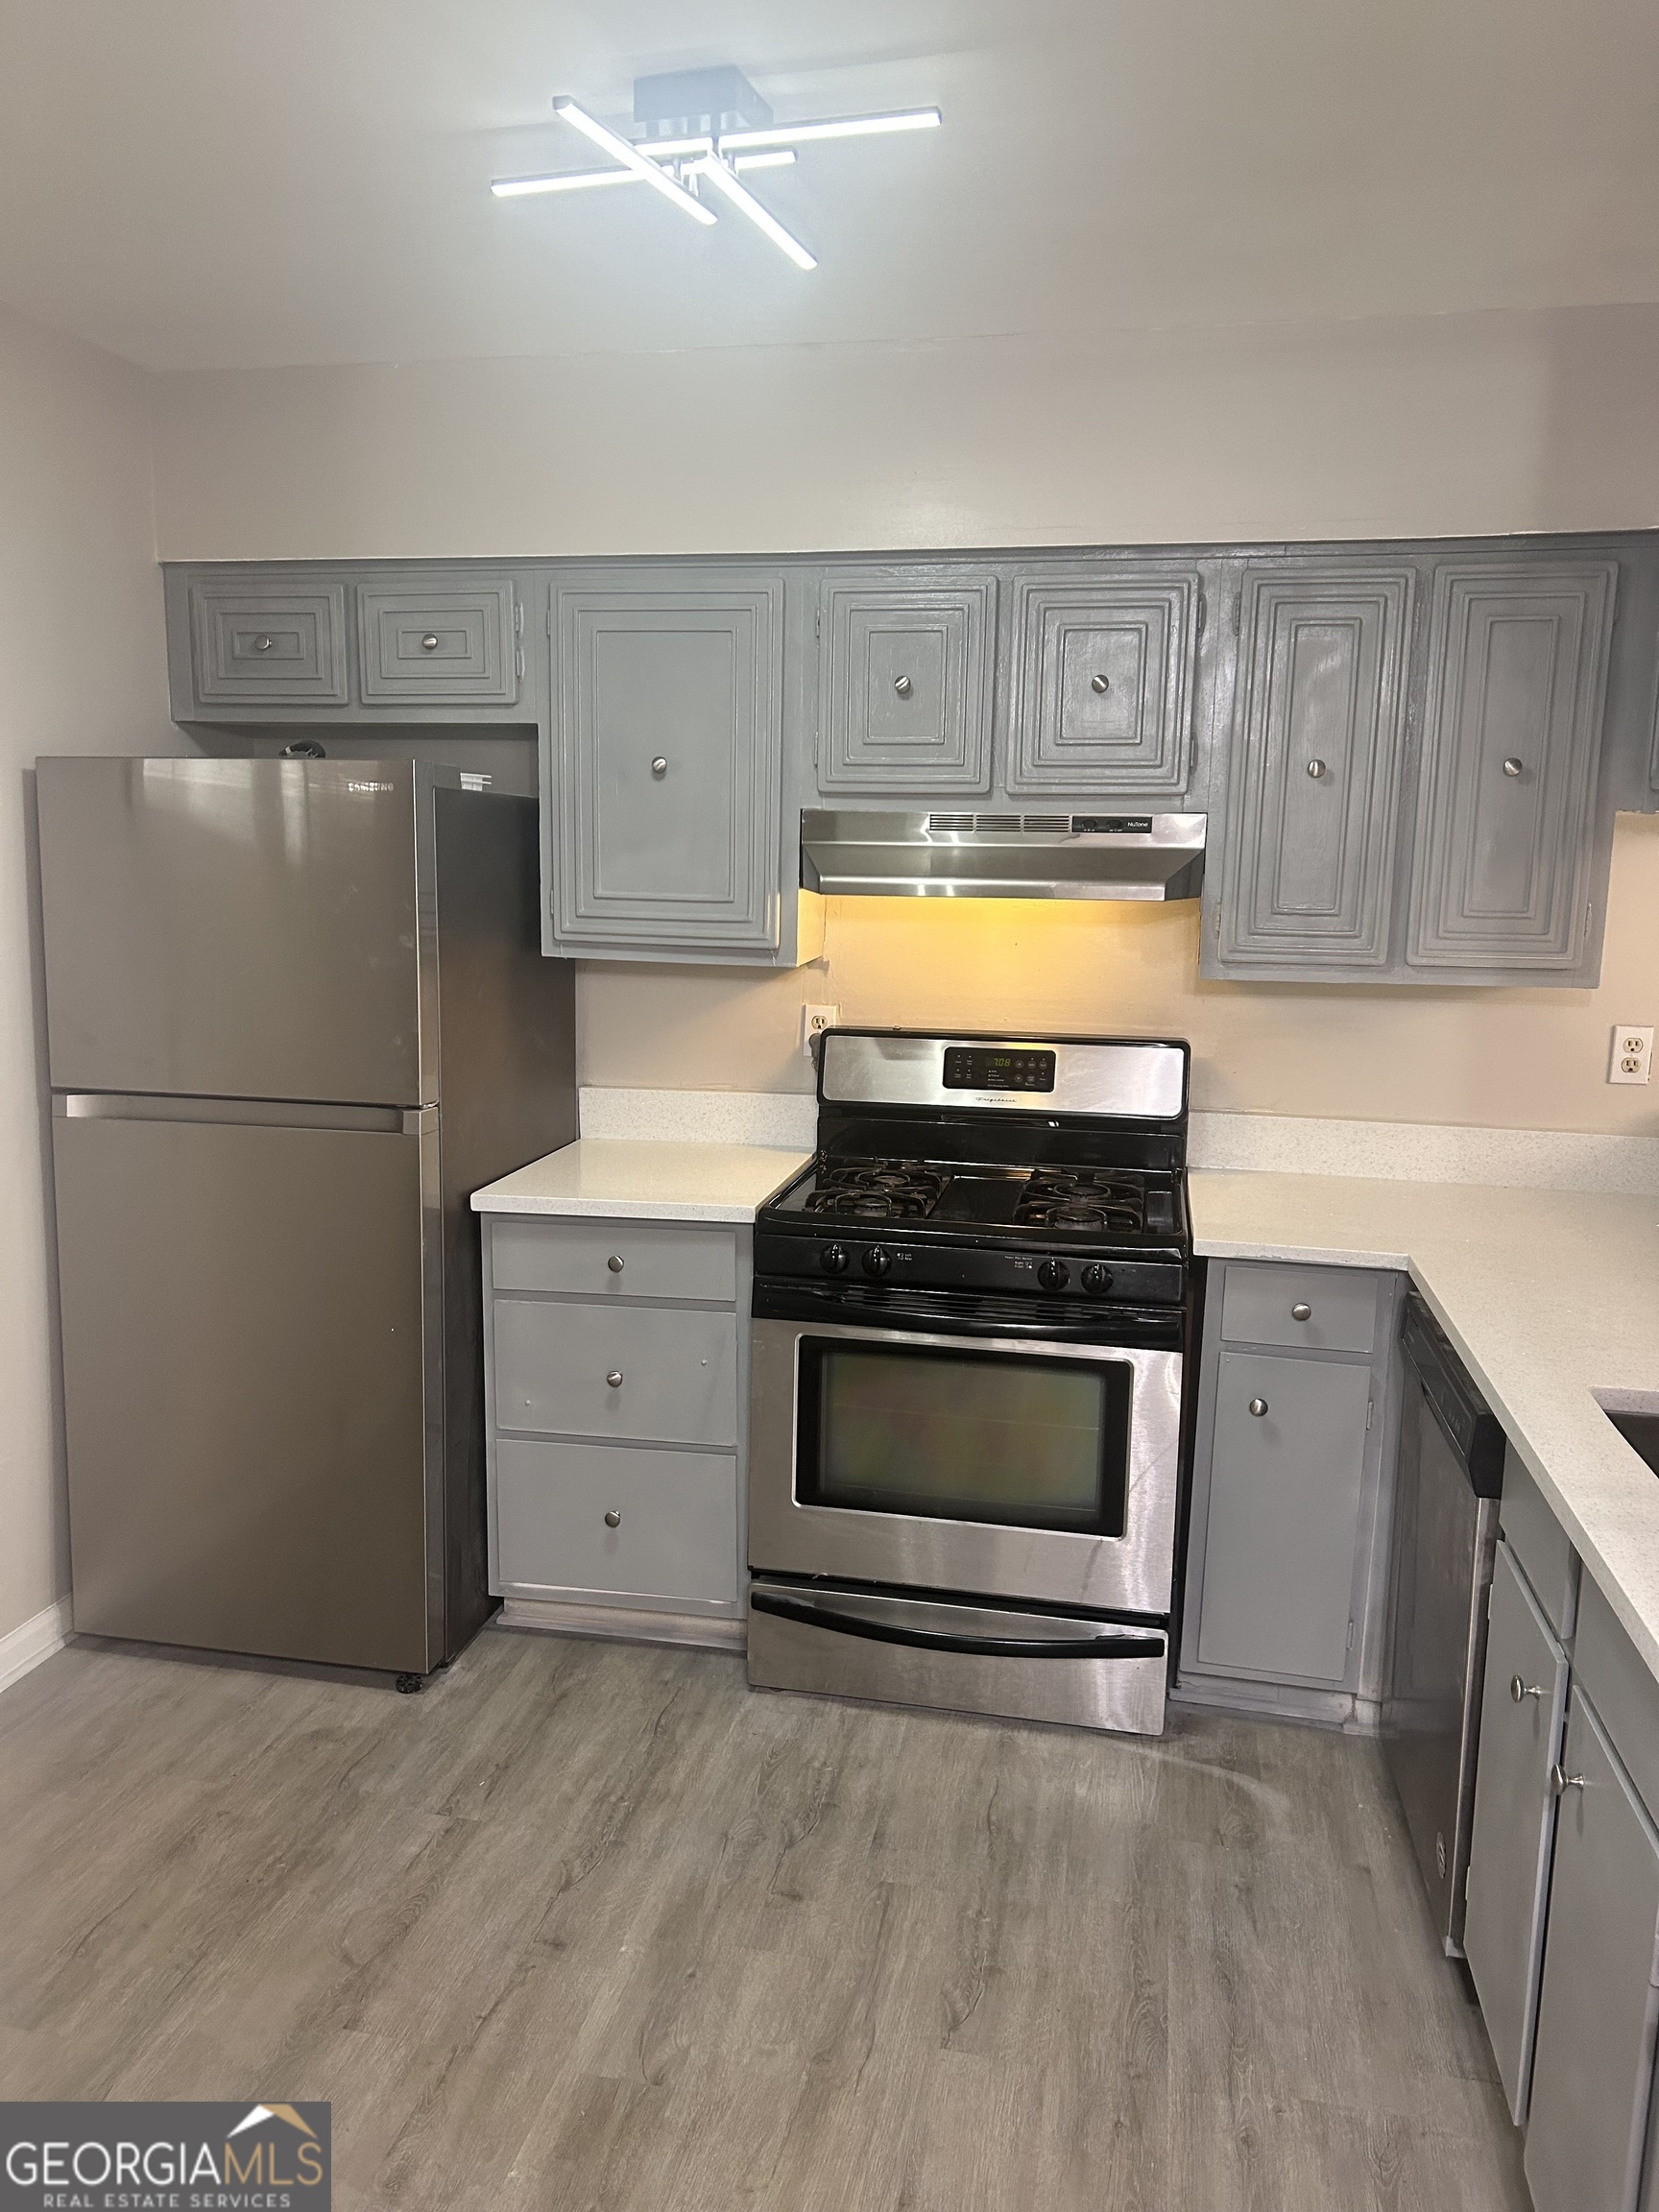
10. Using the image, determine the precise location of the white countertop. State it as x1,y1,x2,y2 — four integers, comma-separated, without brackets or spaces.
1190,1170,1659,1688
471,1139,810,1224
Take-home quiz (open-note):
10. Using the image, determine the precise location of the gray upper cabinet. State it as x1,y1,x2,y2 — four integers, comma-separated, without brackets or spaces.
1215,564,1413,968
549,573,783,954
1407,560,1616,972
358,576,519,705
1005,567,1200,794
187,577,349,708
816,568,996,792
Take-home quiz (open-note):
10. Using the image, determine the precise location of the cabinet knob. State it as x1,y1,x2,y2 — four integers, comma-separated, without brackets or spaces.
606,1370,623,1388
607,1253,625,1273
1503,757,1524,778
1550,1763,1585,1795
253,635,273,652
604,1508,622,1528
1511,1674,1544,1704
1306,758,1327,780
893,675,913,697
421,632,440,651
1090,673,1111,694
651,757,668,777
1248,1397,1269,1418
1291,1302,1311,1321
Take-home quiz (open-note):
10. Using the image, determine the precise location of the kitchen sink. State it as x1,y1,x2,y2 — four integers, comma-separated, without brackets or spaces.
1605,1407,1659,1477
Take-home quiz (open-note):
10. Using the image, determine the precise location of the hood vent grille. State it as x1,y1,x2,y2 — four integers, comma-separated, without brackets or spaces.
803,809,1207,902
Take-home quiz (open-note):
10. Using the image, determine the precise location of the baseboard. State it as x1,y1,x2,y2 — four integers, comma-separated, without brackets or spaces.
0,1595,73,1696
1169,1672,1377,1734
497,1597,746,1653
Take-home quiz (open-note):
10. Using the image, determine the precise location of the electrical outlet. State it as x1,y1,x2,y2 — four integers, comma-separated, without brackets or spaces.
802,1003,840,1060
1609,1024,1655,1085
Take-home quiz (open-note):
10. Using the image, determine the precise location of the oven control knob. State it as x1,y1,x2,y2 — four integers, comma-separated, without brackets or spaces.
1080,1262,1113,1295
820,1243,850,1276
862,1245,893,1279
1038,1258,1070,1291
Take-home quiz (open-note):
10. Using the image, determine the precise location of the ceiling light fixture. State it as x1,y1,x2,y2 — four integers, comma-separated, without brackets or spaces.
491,66,939,273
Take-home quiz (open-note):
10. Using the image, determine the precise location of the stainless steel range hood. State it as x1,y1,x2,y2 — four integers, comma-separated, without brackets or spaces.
801,809,1206,902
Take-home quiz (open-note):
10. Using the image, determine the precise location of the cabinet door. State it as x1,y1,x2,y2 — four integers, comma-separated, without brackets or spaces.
1407,561,1616,971
552,577,782,950
358,576,518,703
816,570,996,791
1006,569,1200,794
187,577,349,707
1463,1541,1570,2124
1195,1350,1372,1684
1216,565,1412,967
1525,1694,1659,2212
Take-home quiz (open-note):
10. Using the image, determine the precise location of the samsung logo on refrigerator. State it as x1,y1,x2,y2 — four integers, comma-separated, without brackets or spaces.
346,781,395,794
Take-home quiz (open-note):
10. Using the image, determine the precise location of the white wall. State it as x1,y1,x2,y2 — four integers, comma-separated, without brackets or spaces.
0,303,174,1647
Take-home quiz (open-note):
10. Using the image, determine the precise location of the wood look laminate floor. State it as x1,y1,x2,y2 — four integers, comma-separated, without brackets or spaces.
0,1627,1528,2211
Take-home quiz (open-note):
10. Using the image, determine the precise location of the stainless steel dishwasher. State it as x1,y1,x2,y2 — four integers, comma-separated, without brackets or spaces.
1382,1289,1507,1955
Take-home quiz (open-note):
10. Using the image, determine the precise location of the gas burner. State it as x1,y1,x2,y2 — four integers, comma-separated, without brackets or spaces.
802,1159,948,1222
1014,1168,1147,1232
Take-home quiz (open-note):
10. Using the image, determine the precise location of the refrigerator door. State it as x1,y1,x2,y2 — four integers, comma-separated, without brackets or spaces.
53,1103,441,1673
37,756,432,1106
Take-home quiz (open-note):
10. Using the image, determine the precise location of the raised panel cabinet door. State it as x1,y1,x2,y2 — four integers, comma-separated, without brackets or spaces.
358,576,518,703
553,580,782,950
1407,561,1616,970
1462,1540,1570,2125
494,1439,739,1607
816,572,997,791
1195,1350,1372,1685
188,578,349,706
1217,565,1413,966
1006,569,1200,794
1524,1694,1659,2212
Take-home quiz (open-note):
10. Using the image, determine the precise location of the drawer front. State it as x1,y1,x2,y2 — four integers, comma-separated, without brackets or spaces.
1500,1442,1578,1640
490,1216,737,1305
1572,1573,1659,1823
493,1298,737,1448
1219,1262,1379,1355
495,1437,737,1604
189,581,349,706
359,579,518,703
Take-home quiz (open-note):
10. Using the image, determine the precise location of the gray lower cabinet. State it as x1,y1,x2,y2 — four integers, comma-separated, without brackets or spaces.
1214,564,1413,969
482,1211,750,1639
1524,1690,1659,2212
186,576,349,708
1180,1261,1399,1718
1462,1538,1570,2125
815,567,997,792
1005,566,1200,794
1407,560,1616,973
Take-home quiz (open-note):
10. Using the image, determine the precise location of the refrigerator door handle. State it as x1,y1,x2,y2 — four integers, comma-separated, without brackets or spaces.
54,1093,424,1135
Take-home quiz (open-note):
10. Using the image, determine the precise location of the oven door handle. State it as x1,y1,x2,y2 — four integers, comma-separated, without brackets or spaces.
749,1588,1166,1662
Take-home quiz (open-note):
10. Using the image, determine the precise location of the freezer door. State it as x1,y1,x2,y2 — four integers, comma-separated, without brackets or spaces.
37,756,431,1105
54,1108,440,1673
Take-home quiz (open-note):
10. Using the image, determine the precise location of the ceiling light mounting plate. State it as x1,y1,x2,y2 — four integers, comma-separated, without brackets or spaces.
634,64,772,141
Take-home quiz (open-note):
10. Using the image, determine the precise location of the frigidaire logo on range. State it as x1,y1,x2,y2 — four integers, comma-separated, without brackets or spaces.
0,2102,330,2212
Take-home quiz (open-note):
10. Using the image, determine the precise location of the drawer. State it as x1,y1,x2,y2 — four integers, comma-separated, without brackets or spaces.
358,578,518,704
490,1216,737,1305
495,1438,737,1604
1572,1574,1659,1822
1218,1262,1379,1355
493,1298,737,1448
1500,1442,1579,1640
188,579,349,706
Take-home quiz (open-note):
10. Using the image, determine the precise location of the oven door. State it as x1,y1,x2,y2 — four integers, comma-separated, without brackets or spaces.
748,1308,1183,1616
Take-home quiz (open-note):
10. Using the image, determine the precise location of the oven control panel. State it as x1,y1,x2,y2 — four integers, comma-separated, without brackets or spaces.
942,1046,1056,1094
754,1231,1184,1309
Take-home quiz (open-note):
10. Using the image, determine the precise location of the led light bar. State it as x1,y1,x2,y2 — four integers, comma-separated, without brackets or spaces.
694,156,816,270
551,96,716,225
731,150,797,173
492,169,637,197
717,107,941,152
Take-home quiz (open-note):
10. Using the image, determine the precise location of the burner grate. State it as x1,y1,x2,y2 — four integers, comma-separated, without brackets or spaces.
801,1159,949,1222
1014,1167,1149,1233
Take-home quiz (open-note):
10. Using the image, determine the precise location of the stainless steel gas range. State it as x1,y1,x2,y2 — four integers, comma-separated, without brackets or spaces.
746,1028,1193,1737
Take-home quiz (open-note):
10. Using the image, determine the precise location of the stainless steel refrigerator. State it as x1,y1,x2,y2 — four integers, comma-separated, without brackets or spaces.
37,756,577,1682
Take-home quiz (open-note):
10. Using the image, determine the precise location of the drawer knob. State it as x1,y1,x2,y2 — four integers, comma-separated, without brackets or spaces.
604,1508,622,1528
1306,758,1327,780
893,674,913,697
421,632,440,651
1550,1763,1585,1795
253,635,273,652
651,757,668,777
606,1370,623,1388
1291,1302,1311,1321
1511,1674,1544,1704
1503,757,1524,778
607,1254,625,1273
1248,1397,1269,1418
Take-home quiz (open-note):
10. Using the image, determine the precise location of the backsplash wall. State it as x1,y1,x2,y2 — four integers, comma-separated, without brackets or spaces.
577,812,1659,1138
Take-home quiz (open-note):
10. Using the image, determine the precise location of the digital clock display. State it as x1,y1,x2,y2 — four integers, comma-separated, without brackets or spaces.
942,1046,1057,1094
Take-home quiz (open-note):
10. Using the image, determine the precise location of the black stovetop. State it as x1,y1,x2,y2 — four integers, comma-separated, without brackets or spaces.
766,1156,1184,1247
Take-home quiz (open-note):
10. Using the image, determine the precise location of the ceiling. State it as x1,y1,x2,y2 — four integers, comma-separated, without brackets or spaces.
2,0,1657,373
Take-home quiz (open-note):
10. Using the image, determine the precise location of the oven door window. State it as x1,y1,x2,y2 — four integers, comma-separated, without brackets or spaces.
796,1339,1131,1536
